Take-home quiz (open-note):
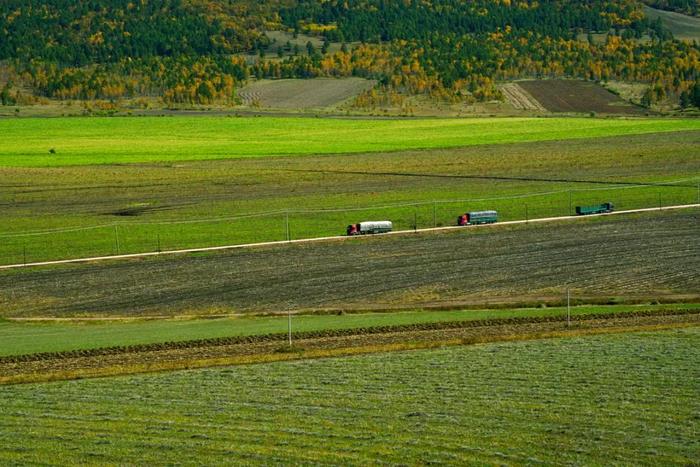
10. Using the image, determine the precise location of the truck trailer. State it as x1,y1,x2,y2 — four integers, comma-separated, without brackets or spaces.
575,202,614,215
347,221,393,236
457,210,498,226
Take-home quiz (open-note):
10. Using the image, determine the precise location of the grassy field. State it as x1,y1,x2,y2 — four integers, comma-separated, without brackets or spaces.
1,303,694,357
0,328,697,464
644,6,700,41
1,116,698,167
1,130,698,265
2,209,697,318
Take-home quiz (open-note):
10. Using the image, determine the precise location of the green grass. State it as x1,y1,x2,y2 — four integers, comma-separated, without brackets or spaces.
1,129,698,265
0,328,697,464
1,116,699,167
0,303,695,356
644,5,700,41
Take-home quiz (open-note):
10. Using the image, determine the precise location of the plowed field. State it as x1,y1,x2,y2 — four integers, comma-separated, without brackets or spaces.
1,210,697,318
517,80,646,115
238,78,375,109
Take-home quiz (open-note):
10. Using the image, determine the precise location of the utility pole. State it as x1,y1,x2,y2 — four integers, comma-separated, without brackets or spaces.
114,225,120,254
567,288,571,327
285,211,290,242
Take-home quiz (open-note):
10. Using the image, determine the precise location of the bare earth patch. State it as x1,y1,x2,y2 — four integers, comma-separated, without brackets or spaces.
1,210,697,318
500,83,546,111
517,79,646,115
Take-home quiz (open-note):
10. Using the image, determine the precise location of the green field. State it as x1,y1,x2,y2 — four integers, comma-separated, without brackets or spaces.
1,328,697,464
1,127,698,265
2,303,694,357
644,6,700,42
1,116,699,167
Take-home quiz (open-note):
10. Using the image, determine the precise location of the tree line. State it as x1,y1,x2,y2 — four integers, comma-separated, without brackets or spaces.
0,0,698,107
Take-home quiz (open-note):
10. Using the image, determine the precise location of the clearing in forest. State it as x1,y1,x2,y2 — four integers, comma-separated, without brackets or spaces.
517,80,646,115
499,83,546,111
644,6,700,42
237,78,375,109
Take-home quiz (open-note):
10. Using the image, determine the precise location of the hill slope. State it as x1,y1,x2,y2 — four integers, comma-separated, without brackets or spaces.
0,0,697,109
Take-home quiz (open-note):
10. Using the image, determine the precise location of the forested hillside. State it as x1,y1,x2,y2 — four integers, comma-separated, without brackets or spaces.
0,0,698,108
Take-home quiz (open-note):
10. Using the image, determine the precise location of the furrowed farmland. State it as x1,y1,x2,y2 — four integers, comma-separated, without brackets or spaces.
237,78,376,109
2,210,698,318
1,329,698,464
2,0,700,461
516,80,647,115
1,113,698,462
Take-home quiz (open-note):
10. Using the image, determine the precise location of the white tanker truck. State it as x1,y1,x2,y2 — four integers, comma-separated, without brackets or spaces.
346,221,393,236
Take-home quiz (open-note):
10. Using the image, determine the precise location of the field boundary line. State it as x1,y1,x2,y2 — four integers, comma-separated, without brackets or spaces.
1,203,698,270
4,308,697,363
1,318,697,385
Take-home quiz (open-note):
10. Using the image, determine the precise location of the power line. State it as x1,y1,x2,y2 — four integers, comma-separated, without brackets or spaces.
0,180,697,238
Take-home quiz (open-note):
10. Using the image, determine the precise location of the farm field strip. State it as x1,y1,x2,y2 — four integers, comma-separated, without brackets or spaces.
499,83,546,111
517,80,646,114
2,130,697,265
1,116,699,167
2,203,697,270
2,209,697,319
1,309,698,385
2,303,696,357
0,328,698,464
237,78,376,109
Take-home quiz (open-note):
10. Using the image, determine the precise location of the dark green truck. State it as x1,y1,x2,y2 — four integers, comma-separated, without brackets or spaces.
575,202,614,215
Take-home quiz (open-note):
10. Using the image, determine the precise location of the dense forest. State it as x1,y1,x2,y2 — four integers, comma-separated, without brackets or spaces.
0,0,698,108
280,0,652,42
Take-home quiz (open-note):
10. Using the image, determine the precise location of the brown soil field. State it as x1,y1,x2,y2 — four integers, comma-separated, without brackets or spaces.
1,209,698,318
238,78,376,109
1,310,697,384
499,83,546,111
517,80,647,115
